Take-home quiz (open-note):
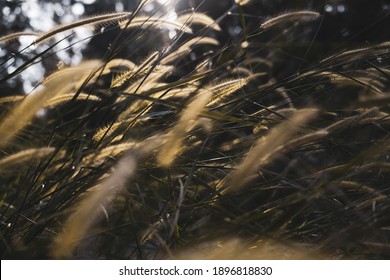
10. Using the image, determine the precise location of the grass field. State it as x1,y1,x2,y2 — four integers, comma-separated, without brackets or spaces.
0,0,389,259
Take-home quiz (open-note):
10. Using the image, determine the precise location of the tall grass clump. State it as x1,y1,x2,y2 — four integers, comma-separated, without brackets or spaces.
0,0,389,259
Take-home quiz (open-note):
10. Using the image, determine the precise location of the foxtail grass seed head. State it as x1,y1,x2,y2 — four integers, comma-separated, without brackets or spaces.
206,77,251,107
111,51,159,88
0,60,101,147
0,32,39,44
0,147,55,173
177,12,222,31
221,109,318,193
0,96,24,104
43,93,100,108
82,142,138,166
260,11,320,29
51,153,138,258
34,12,132,44
161,37,219,65
175,238,323,259
157,91,213,167
235,0,252,6
119,16,193,34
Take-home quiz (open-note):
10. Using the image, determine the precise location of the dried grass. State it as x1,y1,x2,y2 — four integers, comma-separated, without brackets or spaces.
1,2,389,260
